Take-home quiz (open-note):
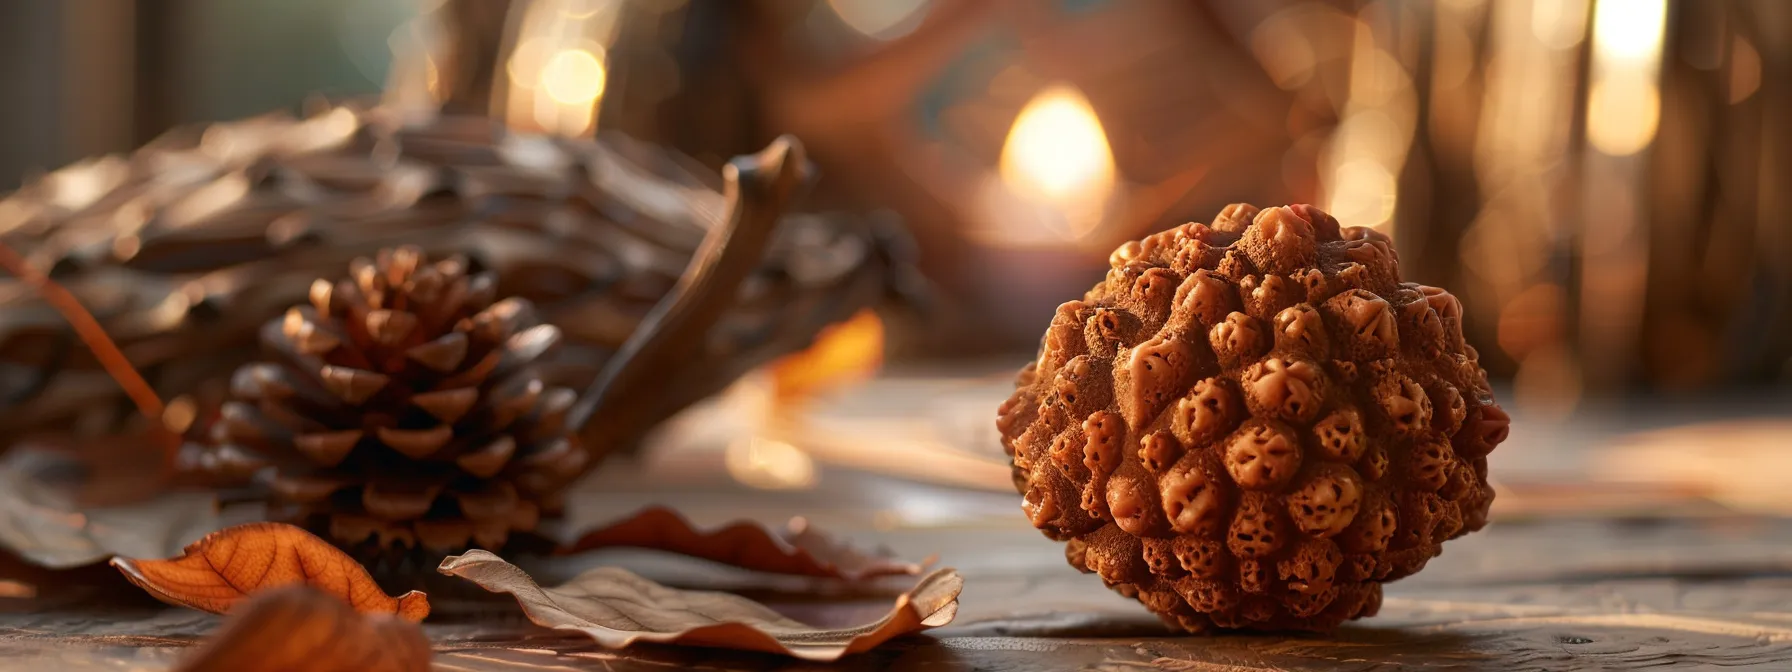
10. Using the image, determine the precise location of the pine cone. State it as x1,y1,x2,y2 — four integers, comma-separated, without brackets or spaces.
997,203,1510,632
192,245,587,555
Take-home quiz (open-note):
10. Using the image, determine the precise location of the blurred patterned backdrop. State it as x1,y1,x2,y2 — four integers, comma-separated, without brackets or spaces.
2,0,1789,421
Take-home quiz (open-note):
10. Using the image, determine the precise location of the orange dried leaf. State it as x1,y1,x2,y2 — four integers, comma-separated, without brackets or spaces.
439,550,961,661
110,522,429,622
175,585,432,672
558,506,925,581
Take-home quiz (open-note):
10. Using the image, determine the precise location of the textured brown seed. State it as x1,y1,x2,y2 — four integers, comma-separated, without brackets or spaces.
1138,431,1182,473
1224,421,1302,490
1171,378,1239,447
1243,358,1325,423
998,203,1506,632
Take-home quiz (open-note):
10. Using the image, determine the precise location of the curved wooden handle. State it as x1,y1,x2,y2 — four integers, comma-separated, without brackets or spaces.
567,136,812,439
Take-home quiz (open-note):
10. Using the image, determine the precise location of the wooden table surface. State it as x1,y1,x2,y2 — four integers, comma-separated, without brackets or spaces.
5,373,1792,671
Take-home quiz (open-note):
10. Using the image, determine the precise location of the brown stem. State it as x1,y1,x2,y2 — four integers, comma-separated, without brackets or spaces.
567,136,812,438
0,241,177,465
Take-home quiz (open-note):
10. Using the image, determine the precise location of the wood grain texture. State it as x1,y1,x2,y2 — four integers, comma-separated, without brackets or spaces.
7,392,1792,670
9,514,1792,670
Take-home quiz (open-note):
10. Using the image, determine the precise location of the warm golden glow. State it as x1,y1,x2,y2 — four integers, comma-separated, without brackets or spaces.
1586,0,1667,157
827,0,930,40
162,395,198,435
540,48,608,105
1530,0,1589,50
507,38,553,89
1586,79,1660,156
1594,419,1792,514
1320,21,1416,231
768,309,885,403
725,437,818,490
424,58,440,98
1591,0,1667,62
1324,158,1398,229
998,84,1117,240
501,0,621,136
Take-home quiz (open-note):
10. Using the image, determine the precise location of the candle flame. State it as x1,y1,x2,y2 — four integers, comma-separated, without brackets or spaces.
999,84,1116,240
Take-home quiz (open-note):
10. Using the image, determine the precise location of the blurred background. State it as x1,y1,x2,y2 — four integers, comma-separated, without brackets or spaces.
1,0,1789,511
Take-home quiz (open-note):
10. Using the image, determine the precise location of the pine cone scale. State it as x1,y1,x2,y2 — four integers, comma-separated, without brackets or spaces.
199,245,584,555
292,429,362,466
412,387,478,423
406,333,469,371
376,425,453,459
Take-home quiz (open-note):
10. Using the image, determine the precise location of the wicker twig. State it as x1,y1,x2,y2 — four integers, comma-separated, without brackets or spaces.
0,105,915,456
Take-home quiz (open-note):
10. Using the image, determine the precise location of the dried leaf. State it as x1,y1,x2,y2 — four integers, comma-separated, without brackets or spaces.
558,506,925,581
0,448,249,569
111,522,430,622
438,549,961,661
175,585,432,672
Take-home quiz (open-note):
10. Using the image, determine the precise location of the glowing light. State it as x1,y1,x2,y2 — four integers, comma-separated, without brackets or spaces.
827,0,930,40
164,173,251,228
998,84,1116,240
560,0,601,18
46,158,128,211
162,395,198,435
1586,79,1660,156
769,309,885,403
506,38,550,89
1531,0,1590,50
533,96,596,136
1324,159,1398,229
1586,0,1667,157
725,437,818,490
1591,0,1667,62
1250,19,1317,90
540,48,607,105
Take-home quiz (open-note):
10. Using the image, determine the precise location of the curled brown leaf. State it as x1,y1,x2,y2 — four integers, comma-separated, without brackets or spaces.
175,585,432,672
111,522,429,621
0,448,238,569
438,549,962,661
558,506,925,581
